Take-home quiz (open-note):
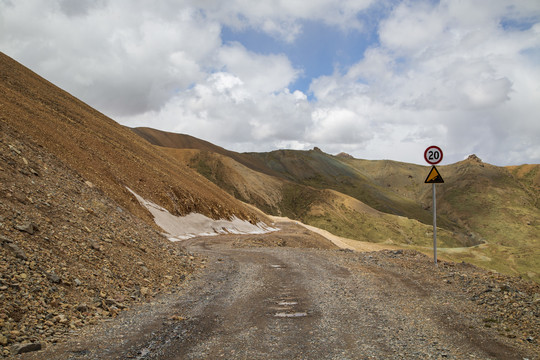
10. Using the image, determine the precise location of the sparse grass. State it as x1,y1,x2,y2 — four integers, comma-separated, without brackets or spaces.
158,137,540,284
304,202,460,248
437,243,540,283
279,183,319,219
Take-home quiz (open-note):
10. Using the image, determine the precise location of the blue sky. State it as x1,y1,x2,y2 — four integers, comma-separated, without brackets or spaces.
222,20,378,97
1,0,539,165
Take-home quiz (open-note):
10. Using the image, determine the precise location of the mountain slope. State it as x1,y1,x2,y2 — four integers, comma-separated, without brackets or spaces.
158,148,284,215
133,127,458,232
155,145,462,248
344,155,540,279
246,149,444,228
506,164,540,207
0,52,269,355
435,156,540,279
0,52,265,225
131,127,283,178
132,128,540,282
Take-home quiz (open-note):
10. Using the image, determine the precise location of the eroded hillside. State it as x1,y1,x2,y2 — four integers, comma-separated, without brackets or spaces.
0,52,265,225
0,113,199,357
0,51,270,357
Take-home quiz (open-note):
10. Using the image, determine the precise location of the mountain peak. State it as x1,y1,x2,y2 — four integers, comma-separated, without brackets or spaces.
336,152,354,159
467,154,483,163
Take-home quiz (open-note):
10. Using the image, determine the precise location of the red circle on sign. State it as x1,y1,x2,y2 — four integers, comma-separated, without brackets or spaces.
424,146,443,165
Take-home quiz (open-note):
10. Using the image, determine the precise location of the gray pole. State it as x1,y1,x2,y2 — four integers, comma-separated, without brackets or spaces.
433,183,437,265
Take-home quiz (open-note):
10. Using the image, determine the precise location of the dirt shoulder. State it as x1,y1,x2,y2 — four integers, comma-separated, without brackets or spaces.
269,216,398,252
15,224,539,360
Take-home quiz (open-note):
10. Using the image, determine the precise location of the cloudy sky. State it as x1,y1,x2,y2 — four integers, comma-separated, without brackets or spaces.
1,0,539,165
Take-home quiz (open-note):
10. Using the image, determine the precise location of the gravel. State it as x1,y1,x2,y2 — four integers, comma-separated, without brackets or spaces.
17,231,539,360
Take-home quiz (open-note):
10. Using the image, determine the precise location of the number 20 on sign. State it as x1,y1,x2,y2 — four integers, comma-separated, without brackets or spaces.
424,145,443,165
424,146,444,265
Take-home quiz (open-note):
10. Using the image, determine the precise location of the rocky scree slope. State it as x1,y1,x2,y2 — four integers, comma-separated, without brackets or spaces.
0,121,198,358
0,52,265,227
0,51,267,357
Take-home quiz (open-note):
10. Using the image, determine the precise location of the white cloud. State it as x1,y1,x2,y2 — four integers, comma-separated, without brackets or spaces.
309,107,371,144
0,0,220,116
1,0,539,165
379,2,445,54
198,0,375,41
119,71,312,152
217,42,299,94
307,0,540,164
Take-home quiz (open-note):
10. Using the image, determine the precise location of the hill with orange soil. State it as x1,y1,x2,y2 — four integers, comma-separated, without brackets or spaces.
0,52,264,225
0,52,269,357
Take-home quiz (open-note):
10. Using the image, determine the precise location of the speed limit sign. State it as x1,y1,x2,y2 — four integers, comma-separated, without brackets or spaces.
424,146,443,165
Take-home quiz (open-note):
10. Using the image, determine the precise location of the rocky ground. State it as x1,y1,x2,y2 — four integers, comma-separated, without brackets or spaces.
367,250,540,347
2,49,537,359
1,121,539,358
0,121,197,358
11,223,540,360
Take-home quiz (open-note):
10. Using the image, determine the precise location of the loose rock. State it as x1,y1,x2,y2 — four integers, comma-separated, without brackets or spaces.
3,242,27,260
13,342,42,354
14,222,38,235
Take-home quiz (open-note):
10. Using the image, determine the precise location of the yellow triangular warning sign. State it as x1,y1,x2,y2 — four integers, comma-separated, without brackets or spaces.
425,166,444,183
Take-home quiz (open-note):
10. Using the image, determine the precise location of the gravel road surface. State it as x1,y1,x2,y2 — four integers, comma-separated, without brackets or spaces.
18,224,538,359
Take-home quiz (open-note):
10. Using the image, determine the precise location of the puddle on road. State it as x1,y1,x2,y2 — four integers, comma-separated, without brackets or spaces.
270,264,285,268
274,312,307,318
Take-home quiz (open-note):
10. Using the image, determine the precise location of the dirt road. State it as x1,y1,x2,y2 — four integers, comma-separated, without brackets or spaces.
20,223,538,359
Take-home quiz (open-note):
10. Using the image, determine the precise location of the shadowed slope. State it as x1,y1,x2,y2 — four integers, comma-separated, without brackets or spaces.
131,127,283,178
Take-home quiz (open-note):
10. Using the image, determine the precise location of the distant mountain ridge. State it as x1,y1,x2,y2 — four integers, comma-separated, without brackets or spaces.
131,127,284,179
132,127,540,283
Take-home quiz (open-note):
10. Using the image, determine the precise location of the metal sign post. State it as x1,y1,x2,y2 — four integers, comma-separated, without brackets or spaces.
432,183,437,264
424,146,444,265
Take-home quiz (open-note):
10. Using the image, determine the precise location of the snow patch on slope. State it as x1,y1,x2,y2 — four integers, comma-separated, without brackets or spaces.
127,188,278,241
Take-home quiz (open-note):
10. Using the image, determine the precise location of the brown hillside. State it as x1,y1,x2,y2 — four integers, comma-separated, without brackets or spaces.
339,155,540,282
506,164,540,207
1,120,197,356
0,51,267,356
131,127,283,179
0,52,263,225
163,147,461,248
160,148,284,215
131,127,229,155
132,127,540,282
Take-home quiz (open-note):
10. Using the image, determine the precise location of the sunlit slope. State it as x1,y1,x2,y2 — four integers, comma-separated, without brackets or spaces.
245,149,465,236
160,148,284,215
131,127,539,282
506,164,540,205
346,155,540,282
0,52,264,225
162,147,460,248
436,157,540,281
